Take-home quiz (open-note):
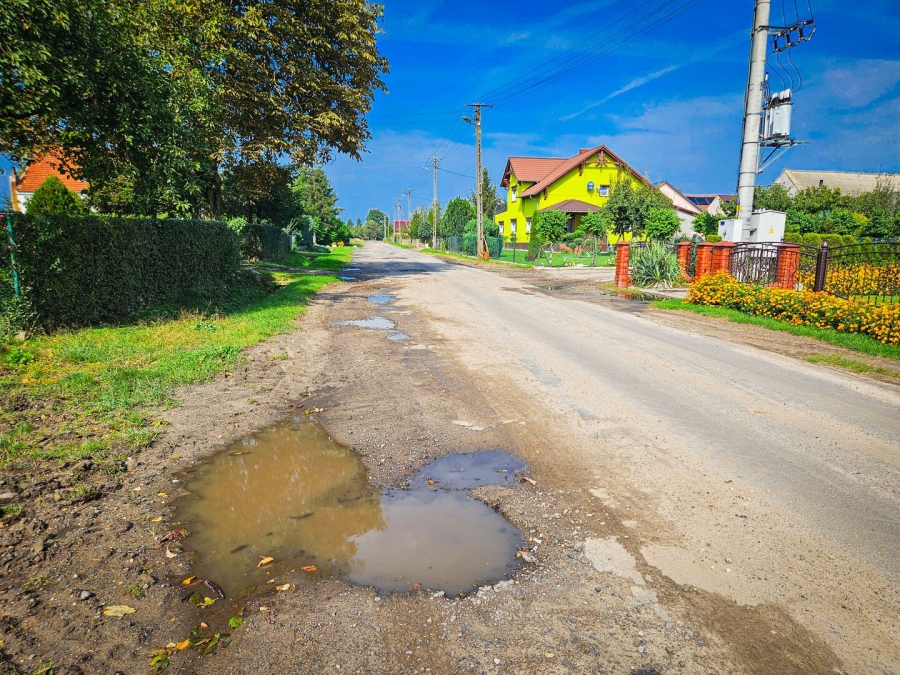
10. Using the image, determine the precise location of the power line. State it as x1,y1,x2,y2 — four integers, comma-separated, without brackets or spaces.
438,167,475,179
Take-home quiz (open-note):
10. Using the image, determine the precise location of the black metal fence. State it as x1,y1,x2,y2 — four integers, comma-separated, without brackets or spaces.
725,241,900,305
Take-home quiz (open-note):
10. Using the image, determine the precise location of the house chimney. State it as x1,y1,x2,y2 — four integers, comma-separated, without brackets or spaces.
579,148,590,154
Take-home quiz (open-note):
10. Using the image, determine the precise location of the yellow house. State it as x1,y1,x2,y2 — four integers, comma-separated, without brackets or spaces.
495,145,654,245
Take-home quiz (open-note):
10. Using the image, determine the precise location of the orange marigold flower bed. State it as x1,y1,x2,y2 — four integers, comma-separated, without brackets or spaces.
688,272,900,346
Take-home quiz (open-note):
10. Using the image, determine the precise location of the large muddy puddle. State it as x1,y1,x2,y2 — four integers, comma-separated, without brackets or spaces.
175,421,526,598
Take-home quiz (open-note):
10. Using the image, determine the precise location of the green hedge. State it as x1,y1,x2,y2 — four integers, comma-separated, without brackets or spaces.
3,214,240,327
230,221,291,261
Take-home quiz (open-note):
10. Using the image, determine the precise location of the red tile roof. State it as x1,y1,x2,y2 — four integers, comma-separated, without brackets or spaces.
520,145,652,198
501,157,567,187
15,155,89,194
539,199,599,214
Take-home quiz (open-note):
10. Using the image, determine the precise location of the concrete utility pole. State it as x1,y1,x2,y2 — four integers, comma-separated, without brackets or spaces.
383,214,388,241
737,0,771,229
465,103,492,258
431,157,439,249
406,188,412,235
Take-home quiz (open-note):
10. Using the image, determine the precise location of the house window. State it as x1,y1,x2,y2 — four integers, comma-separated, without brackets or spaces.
510,219,517,237
525,217,532,234
511,186,517,202
599,185,610,197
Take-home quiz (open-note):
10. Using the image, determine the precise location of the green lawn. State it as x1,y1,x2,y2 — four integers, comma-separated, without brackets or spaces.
653,299,900,361
0,269,341,470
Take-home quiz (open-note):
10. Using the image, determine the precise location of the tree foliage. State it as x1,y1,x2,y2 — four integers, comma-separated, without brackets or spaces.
692,211,720,236
26,176,86,215
644,206,681,241
441,197,475,237
469,168,504,221
1,0,389,218
532,210,567,245
605,180,671,237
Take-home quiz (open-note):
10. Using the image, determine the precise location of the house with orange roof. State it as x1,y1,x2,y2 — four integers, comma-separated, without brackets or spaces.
8,155,89,213
494,145,655,245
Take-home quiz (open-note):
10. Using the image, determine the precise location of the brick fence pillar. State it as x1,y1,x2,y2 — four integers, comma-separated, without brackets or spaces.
774,243,801,289
694,242,715,279
675,242,692,280
710,241,737,275
615,243,630,288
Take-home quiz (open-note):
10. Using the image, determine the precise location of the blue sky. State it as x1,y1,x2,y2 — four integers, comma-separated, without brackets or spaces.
3,0,898,221
329,0,900,221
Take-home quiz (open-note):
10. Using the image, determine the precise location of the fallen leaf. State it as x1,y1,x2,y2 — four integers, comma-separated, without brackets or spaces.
520,476,537,486
165,546,178,558
516,549,536,563
157,529,189,546
228,616,244,630
266,578,276,584
545,653,554,658
229,450,250,457
201,578,225,599
157,492,168,497
258,606,270,612
165,642,177,649
410,583,422,591
300,565,317,572
182,576,196,586
199,622,208,629
102,605,136,617
257,556,275,568
276,583,291,591
175,639,190,651
202,597,215,606
188,592,203,606
152,516,163,523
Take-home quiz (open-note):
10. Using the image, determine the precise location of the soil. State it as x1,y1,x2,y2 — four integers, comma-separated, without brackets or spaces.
0,247,895,674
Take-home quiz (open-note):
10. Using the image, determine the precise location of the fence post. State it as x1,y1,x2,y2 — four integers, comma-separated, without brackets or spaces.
773,243,801,289
711,241,737,275
615,243,630,288
813,241,829,292
694,242,715,278
675,242,692,280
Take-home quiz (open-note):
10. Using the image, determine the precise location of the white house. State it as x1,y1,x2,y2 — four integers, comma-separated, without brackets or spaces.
773,169,900,196
657,181,702,236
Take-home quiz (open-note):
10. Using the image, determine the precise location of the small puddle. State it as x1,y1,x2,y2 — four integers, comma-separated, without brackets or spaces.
343,267,361,272
174,422,526,597
367,294,395,304
339,276,357,281
387,333,409,341
336,316,395,330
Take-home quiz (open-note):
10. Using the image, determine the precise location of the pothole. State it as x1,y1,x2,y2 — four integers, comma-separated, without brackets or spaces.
367,294,395,304
174,421,526,598
336,316,395,330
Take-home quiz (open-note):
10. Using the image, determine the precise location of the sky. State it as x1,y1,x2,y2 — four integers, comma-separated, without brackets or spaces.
328,0,900,221
3,0,898,221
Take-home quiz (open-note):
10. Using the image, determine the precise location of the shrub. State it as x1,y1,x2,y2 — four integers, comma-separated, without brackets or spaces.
26,176,87,215
802,233,823,248
783,232,802,244
4,213,240,328
688,272,900,345
705,234,723,243
821,234,844,249
693,211,720,236
842,235,857,246
630,242,684,289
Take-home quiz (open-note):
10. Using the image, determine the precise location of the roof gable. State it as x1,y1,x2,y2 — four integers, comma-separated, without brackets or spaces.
501,157,567,187
519,145,652,198
15,155,89,194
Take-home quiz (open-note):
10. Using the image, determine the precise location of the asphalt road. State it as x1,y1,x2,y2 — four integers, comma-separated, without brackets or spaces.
355,243,900,584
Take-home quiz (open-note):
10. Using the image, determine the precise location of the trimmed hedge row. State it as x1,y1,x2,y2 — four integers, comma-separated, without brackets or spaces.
783,232,858,247
231,221,292,261
5,214,241,327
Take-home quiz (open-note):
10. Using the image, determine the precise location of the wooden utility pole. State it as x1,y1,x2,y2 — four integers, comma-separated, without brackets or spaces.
465,103,492,258
431,157,439,249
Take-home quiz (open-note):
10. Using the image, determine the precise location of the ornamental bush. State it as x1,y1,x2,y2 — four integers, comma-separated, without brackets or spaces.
688,272,900,345
4,213,241,328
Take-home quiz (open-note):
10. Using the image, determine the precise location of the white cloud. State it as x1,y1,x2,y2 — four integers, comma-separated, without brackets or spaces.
822,59,900,108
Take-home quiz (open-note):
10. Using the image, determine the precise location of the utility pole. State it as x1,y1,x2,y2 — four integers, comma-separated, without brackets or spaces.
465,103,492,259
396,197,403,240
431,158,439,250
406,189,411,230
736,0,771,232
383,214,388,241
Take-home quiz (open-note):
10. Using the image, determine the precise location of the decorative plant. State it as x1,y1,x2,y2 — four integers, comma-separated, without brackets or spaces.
629,242,684,289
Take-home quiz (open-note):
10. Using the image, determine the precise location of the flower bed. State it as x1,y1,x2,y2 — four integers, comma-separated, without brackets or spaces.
688,272,900,345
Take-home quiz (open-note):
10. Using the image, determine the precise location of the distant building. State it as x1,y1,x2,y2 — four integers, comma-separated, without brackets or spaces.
8,155,89,213
393,220,408,234
656,181,701,236
684,194,735,217
773,169,900,196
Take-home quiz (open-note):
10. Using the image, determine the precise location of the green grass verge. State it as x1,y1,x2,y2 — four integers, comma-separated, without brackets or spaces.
0,272,340,469
653,299,900,362
805,354,900,379
253,246,354,271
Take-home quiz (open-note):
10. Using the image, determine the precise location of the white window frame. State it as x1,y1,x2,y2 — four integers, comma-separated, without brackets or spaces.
525,217,532,234
599,185,610,197
511,186,517,202
510,218,517,237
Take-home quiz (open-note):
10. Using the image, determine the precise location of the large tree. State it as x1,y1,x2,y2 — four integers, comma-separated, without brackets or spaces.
605,180,671,238
441,197,475,237
469,168,504,221
293,167,342,227
1,0,389,218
